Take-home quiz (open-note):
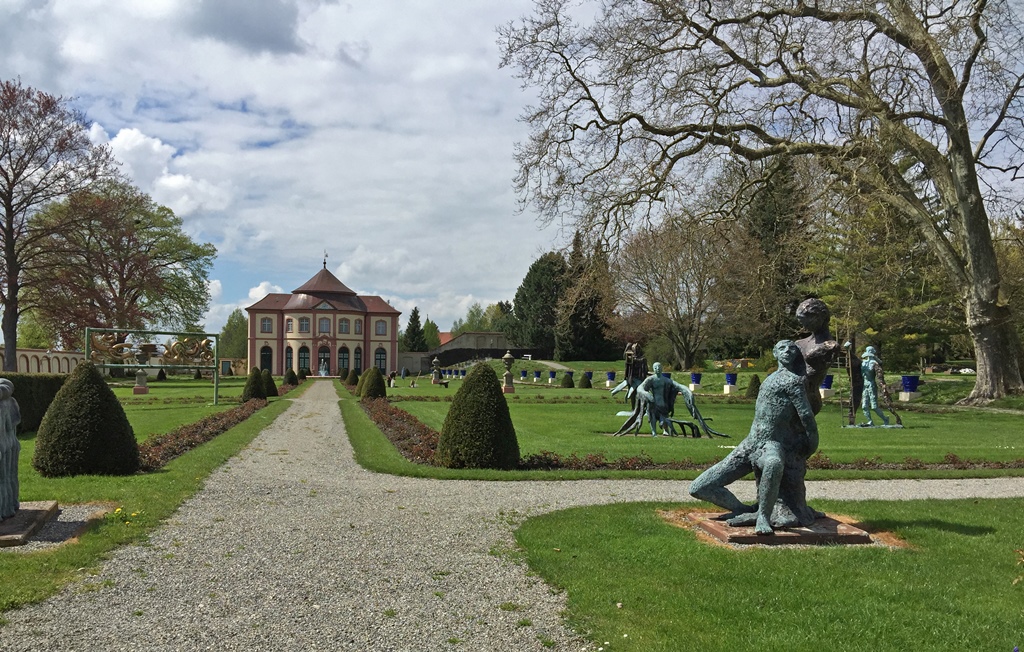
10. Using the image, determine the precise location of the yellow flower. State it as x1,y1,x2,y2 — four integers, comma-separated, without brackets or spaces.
114,508,122,514
131,513,138,517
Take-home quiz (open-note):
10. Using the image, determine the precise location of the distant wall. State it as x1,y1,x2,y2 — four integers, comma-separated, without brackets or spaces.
0,348,84,374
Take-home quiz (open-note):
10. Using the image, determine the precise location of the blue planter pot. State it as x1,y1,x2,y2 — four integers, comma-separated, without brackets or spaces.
690,373,702,384
534,370,541,379
548,371,557,379
584,371,593,380
820,374,834,390
606,371,616,381
725,373,738,385
901,375,920,392
520,370,527,379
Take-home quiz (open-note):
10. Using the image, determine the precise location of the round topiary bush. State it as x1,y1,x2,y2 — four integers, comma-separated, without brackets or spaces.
436,364,519,470
745,373,762,399
241,367,268,402
156,368,167,381
262,369,279,397
284,369,298,386
32,362,140,477
579,374,593,389
360,367,387,401
560,372,575,388
345,368,360,386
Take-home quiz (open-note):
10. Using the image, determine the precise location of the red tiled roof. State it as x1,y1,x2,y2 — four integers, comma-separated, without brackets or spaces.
245,294,290,311
293,268,356,296
362,295,400,315
438,332,453,346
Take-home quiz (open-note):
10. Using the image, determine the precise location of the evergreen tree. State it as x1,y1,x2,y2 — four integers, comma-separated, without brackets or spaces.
555,233,619,361
403,306,428,352
423,318,441,350
510,252,568,357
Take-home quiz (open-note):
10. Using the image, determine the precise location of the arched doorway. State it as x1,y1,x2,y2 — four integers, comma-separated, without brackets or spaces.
285,346,293,372
298,346,310,373
260,346,272,371
318,346,331,375
337,346,349,374
375,347,387,373
354,346,362,373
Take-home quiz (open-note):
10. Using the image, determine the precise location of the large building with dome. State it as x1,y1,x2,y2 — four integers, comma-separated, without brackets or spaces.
245,265,401,376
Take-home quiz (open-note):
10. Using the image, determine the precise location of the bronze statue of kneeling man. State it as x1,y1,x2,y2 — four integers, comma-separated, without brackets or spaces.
689,339,818,535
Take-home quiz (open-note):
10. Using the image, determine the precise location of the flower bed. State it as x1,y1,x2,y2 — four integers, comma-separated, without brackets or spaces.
137,399,268,471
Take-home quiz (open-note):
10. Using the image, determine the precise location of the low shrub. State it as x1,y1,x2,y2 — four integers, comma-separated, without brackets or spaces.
262,369,278,397
560,372,575,388
360,367,387,401
138,399,268,471
345,368,360,386
579,374,593,389
32,362,139,477
436,364,519,470
241,367,267,402
283,369,298,386
193,368,202,380
745,374,762,399
156,368,167,381
0,372,66,433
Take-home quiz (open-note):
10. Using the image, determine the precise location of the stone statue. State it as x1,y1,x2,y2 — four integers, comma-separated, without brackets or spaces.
0,378,22,520
860,346,890,426
689,340,818,535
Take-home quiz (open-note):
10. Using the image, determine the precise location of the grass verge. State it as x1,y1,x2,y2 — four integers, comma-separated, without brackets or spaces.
514,499,1024,651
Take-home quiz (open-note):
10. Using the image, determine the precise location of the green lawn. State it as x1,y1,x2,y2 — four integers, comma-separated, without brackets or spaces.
514,499,1024,651
395,391,1024,467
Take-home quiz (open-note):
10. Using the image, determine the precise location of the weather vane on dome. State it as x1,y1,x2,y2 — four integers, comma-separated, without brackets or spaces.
323,250,328,269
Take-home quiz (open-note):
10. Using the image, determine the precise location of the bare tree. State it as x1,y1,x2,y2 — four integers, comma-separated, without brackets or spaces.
615,219,725,370
502,0,1024,402
0,79,114,369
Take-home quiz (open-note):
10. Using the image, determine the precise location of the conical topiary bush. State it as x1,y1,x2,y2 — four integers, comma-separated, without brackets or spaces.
436,364,519,470
241,367,267,402
32,362,140,477
579,373,593,389
262,369,279,397
745,374,762,399
560,372,575,388
284,369,298,386
360,367,387,401
345,368,360,386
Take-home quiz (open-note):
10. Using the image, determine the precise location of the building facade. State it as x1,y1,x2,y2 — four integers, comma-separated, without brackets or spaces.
245,266,400,376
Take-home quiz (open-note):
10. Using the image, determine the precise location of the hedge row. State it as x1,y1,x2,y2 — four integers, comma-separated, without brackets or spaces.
0,373,67,433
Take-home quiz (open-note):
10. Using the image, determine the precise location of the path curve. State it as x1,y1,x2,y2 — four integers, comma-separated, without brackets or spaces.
3,380,1023,651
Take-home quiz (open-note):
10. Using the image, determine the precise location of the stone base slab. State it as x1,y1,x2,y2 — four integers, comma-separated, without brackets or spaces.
819,388,835,398
132,386,150,395
723,384,737,394
689,511,873,546
899,391,922,401
689,383,702,392
0,500,59,547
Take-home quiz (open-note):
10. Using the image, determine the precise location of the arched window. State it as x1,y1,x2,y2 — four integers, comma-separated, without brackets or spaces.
339,318,350,334
260,317,273,333
299,317,310,333
318,317,331,334
298,346,310,372
260,346,273,371
353,346,362,372
375,319,387,336
375,347,387,372
285,346,293,371
338,346,349,373
354,319,363,335
286,318,293,333
318,346,331,375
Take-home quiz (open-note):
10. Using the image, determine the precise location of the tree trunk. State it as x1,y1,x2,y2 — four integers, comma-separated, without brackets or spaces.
963,297,1024,403
2,305,16,372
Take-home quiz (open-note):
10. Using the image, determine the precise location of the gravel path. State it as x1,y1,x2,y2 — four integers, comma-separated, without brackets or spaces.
3,380,1024,651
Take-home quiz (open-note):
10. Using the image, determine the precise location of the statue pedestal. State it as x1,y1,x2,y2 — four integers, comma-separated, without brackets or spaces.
722,384,737,395
898,391,922,401
686,511,872,546
819,388,835,399
0,501,58,547
133,386,150,395
689,383,702,392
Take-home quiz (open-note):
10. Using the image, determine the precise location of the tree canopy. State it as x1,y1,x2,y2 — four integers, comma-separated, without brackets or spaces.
0,79,115,368
219,308,248,359
27,179,216,348
509,251,568,356
501,0,1024,401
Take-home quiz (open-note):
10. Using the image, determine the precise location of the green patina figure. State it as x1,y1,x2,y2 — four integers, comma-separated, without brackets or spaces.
636,362,695,437
860,346,890,426
689,340,818,535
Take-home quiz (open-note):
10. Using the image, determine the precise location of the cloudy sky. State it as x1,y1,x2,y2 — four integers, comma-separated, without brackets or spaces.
0,0,566,334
